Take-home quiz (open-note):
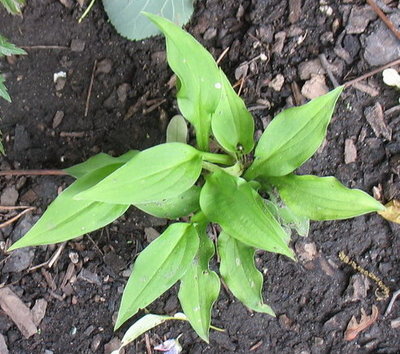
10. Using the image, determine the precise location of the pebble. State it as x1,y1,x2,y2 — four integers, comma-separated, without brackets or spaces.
344,274,370,302
390,317,400,329
14,125,31,152
346,6,377,34
0,186,19,206
11,214,37,243
145,227,160,243
344,138,357,164
298,59,325,80
90,334,102,352
55,77,66,91
268,74,285,91
3,248,35,272
0,334,9,354
203,27,217,40
70,39,85,52
52,110,64,129
301,74,329,99
77,268,101,286
364,13,400,66
104,337,124,354
295,241,318,262
96,59,112,75
117,83,130,103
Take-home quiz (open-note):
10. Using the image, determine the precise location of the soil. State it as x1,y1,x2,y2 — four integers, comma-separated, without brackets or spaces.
1,0,400,353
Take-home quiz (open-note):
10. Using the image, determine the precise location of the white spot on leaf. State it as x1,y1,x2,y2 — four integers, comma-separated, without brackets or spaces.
214,82,222,89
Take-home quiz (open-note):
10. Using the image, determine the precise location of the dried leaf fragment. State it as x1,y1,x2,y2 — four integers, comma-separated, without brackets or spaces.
378,200,400,224
344,305,379,341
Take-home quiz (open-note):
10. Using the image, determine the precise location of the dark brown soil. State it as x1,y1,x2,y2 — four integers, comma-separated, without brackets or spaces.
1,1,400,353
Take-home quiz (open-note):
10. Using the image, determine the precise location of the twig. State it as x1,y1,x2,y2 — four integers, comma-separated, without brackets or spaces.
344,57,400,87
28,242,67,271
145,333,152,354
0,169,67,176
318,54,340,87
366,0,400,41
384,289,400,317
0,207,35,229
20,45,69,50
0,205,32,211
85,59,97,117
216,47,230,65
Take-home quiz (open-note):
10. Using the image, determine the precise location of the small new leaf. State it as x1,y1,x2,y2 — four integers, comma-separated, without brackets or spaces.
115,223,199,329
0,74,11,102
0,35,26,56
75,143,202,205
0,0,25,15
200,170,295,259
8,165,129,250
218,231,275,315
246,86,343,179
166,115,188,143
178,223,220,342
270,174,385,220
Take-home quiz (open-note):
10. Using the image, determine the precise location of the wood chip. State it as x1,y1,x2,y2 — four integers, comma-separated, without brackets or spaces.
364,102,392,140
289,0,302,24
352,82,379,97
0,287,37,338
344,305,379,341
52,110,64,129
345,138,357,164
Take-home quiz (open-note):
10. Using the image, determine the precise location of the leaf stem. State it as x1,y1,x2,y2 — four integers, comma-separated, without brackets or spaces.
78,0,97,23
201,152,234,165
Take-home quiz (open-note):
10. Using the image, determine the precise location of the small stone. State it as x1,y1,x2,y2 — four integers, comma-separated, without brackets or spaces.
0,334,9,354
77,269,101,286
59,0,73,8
295,241,318,262
44,350,53,354
96,59,112,75
69,251,79,264
145,227,160,243
364,102,392,140
298,59,325,80
103,252,125,273
55,77,66,91
344,138,357,164
1,186,18,206
301,74,329,99
31,299,47,326
268,74,285,91
3,248,35,273
203,27,217,40
390,317,400,329
117,83,130,103
344,274,370,302
14,125,31,152
364,13,400,66
91,334,102,352
104,338,124,354
52,111,64,129
289,0,302,24
70,39,85,52
272,31,286,55
346,6,377,34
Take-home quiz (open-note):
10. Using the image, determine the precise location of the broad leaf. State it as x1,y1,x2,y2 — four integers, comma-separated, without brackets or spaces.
75,143,202,205
178,223,220,342
211,69,254,154
112,313,188,353
0,75,11,102
166,115,188,143
103,0,194,41
269,174,385,220
0,35,26,56
145,13,222,151
0,0,25,15
199,170,295,259
136,185,200,219
245,86,343,179
64,150,138,178
115,223,199,329
8,165,129,250
218,231,275,315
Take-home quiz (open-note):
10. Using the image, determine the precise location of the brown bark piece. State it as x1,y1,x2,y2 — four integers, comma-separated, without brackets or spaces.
289,0,302,24
344,138,357,164
0,287,37,338
364,102,392,140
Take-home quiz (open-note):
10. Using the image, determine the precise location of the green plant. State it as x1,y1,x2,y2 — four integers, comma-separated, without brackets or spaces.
8,13,385,343
0,0,25,15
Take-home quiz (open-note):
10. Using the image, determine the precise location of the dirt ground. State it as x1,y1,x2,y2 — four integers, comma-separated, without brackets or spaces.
1,0,400,353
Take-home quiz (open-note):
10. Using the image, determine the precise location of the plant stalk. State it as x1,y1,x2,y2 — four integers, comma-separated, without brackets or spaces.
201,152,234,165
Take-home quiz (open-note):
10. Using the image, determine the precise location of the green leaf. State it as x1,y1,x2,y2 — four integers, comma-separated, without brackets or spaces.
166,115,188,143
64,150,138,178
269,174,385,220
0,75,11,102
136,185,200,219
145,13,222,151
245,86,344,179
0,0,25,15
115,223,199,329
211,69,254,154
178,223,220,342
8,165,129,250
218,231,275,315
75,143,203,205
103,0,194,41
199,170,295,259
0,35,26,56
113,313,187,353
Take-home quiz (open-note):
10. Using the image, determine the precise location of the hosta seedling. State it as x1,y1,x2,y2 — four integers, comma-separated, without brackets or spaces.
8,13,385,344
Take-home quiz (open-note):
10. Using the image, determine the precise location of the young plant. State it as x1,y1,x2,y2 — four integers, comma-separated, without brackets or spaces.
8,14,385,343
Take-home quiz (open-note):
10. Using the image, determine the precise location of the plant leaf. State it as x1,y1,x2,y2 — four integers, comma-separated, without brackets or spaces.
0,75,11,102
112,312,188,353
136,185,200,219
8,165,129,250
245,86,343,179
178,223,220,342
145,13,222,151
378,199,400,224
218,231,275,315
269,174,385,221
0,35,26,56
75,143,203,205
64,150,138,178
0,0,25,15
211,69,254,154
166,115,188,143
115,223,199,329
199,170,295,259
103,0,194,41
